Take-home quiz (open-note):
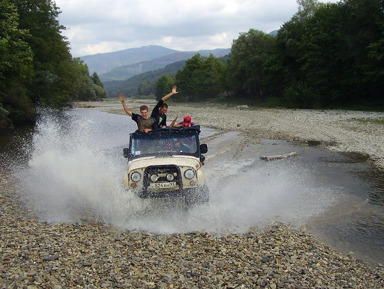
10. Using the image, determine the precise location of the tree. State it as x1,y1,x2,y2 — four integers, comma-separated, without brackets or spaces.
226,29,276,98
297,0,384,107
91,72,104,88
175,54,204,98
297,3,344,107
0,0,34,126
155,75,175,100
137,80,154,96
0,0,107,128
71,57,106,101
274,0,325,87
365,29,384,101
342,0,384,105
296,0,323,18
175,54,226,100
13,0,79,106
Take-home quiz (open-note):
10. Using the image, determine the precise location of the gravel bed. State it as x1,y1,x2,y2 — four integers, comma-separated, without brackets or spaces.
2,101,384,288
164,104,384,171
1,173,384,288
83,100,384,170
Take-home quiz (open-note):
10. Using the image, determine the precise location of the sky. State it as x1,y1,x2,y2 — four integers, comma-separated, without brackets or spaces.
54,0,340,57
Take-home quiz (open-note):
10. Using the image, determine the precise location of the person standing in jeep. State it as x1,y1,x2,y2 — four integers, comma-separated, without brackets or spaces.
119,93,155,133
151,86,179,129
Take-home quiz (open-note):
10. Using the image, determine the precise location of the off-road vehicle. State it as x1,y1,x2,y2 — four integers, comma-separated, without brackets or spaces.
122,126,208,208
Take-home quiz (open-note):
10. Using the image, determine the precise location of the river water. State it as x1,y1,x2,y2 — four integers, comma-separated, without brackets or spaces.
0,109,383,266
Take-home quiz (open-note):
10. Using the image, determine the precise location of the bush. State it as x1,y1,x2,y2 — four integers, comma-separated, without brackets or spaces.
283,82,320,108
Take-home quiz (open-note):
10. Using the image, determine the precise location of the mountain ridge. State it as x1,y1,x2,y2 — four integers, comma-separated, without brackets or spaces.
80,45,231,82
80,45,179,75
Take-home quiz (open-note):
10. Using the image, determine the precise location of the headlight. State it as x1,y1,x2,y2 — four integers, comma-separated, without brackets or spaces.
131,172,141,182
166,173,174,181
184,169,195,180
150,174,158,182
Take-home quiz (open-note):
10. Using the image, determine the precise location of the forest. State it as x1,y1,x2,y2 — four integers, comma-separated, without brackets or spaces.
164,0,383,110
0,0,106,129
1,0,383,129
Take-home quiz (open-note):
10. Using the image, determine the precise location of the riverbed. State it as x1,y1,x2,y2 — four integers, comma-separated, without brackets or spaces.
1,103,383,288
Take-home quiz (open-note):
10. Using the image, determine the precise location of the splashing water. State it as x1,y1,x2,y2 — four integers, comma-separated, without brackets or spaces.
5,108,384,265
10,109,344,235
14,110,131,223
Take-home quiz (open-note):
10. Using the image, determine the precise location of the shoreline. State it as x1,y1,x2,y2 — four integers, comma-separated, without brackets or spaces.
1,101,384,288
75,99,384,171
1,170,383,288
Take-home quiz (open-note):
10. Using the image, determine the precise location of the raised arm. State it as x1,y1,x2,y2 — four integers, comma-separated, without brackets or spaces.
119,93,133,117
161,86,179,102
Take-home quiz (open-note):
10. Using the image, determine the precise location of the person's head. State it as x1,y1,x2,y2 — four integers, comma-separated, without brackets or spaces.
159,103,168,115
140,105,149,119
183,116,192,127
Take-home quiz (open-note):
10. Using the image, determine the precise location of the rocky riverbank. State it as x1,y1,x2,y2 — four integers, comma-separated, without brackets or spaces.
78,99,384,170
1,172,383,288
2,100,384,288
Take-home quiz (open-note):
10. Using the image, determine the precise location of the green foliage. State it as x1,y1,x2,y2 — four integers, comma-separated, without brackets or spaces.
106,60,185,98
0,0,34,126
116,0,382,110
0,0,107,127
283,81,321,108
175,54,226,100
0,0,33,81
137,80,154,96
226,29,276,98
267,0,384,108
155,75,175,100
92,72,104,88
3,0,382,128
71,58,106,101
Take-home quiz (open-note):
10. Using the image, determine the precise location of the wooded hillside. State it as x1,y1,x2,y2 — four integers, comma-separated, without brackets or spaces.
0,0,106,129
112,0,384,110
1,0,383,129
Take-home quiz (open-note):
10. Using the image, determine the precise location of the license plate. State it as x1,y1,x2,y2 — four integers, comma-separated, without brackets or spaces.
150,182,177,189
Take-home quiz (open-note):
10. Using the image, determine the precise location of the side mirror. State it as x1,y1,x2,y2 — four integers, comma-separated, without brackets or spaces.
200,144,208,154
123,148,129,158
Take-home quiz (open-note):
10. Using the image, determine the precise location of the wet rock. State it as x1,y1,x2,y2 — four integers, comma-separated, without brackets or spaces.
1,168,384,288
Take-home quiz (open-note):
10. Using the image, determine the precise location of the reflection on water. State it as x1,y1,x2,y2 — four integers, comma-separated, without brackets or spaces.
357,169,384,206
1,109,383,266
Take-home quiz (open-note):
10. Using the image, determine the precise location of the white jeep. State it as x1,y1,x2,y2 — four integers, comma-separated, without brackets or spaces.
122,126,209,208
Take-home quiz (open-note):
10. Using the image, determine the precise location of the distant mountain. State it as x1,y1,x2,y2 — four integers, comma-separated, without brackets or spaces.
104,52,230,98
100,52,196,82
269,30,278,36
81,45,179,75
80,45,231,82
104,60,186,98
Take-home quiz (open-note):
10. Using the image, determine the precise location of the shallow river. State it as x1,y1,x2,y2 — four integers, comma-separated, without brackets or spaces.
1,109,383,266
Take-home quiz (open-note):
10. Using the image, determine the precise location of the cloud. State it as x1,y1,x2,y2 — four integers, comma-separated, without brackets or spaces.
55,0,339,57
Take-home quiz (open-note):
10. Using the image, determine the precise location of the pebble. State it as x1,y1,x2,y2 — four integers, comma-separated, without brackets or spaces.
1,172,384,288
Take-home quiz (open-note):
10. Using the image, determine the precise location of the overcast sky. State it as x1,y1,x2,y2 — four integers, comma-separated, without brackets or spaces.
54,0,339,57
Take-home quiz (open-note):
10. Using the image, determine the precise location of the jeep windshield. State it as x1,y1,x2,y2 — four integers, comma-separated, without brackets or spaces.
128,128,200,159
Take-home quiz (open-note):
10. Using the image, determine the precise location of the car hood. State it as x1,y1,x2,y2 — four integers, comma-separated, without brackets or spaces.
127,155,202,171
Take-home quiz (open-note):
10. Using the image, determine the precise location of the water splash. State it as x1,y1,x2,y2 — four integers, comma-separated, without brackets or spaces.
13,110,343,234
5,109,384,265
15,110,131,223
